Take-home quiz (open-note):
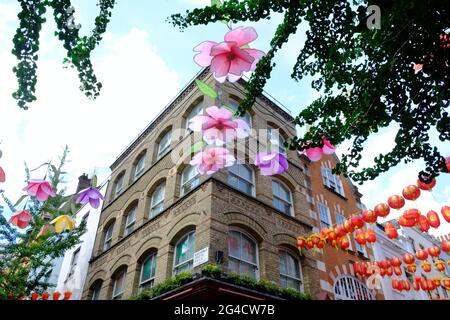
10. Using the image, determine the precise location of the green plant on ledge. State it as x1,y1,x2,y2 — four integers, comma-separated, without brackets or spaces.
129,272,193,300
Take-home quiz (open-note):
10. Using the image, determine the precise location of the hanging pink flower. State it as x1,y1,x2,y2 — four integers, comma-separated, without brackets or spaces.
189,106,250,145
322,138,336,155
193,26,266,83
76,187,104,209
254,151,288,176
190,147,235,175
412,63,423,72
23,179,56,202
301,137,336,161
0,166,5,183
9,210,32,229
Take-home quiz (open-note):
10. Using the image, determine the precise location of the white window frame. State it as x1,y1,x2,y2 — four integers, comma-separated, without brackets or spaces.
279,250,304,292
157,130,172,159
186,101,204,132
149,182,165,218
354,238,367,257
134,153,146,179
268,126,286,155
103,223,114,251
124,207,136,237
91,282,102,300
181,166,200,196
227,164,255,196
139,253,157,292
173,231,196,275
321,167,345,197
317,202,331,228
112,269,127,300
334,275,374,300
272,179,294,216
114,174,124,196
228,229,260,279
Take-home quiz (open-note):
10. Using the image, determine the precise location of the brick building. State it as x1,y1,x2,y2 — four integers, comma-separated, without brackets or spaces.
81,69,324,300
300,154,383,300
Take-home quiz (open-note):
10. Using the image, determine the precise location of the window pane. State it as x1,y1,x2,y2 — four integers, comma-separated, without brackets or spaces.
239,261,256,278
114,271,126,297
241,234,256,263
186,102,203,129
229,257,239,274
175,232,195,265
229,231,240,258
141,255,156,283
158,131,172,156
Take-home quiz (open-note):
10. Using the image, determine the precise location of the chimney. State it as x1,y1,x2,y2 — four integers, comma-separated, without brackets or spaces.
76,174,91,193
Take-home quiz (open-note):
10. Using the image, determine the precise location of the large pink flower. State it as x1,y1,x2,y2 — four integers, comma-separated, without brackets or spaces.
9,210,32,229
190,147,235,175
301,137,336,162
189,106,250,145
23,179,56,202
194,26,265,83
255,151,289,176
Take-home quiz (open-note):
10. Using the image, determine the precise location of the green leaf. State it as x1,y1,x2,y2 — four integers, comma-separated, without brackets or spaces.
240,44,250,49
211,0,222,7
190,141,207,154
91,175,97,188
195,80,218,99
70,202,77,215
14,195,28,207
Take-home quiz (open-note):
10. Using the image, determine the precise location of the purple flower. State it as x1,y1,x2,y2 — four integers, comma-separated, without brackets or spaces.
76,187,104,209
254,151,289,176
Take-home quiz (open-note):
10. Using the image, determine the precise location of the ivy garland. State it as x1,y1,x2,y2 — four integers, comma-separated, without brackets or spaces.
169,0,449,184
11,0,117,110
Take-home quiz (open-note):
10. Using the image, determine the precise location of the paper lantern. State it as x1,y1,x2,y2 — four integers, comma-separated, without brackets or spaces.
390,257,402,267
441,206,450,223
387,195,405,210
380,268,386,277
418,215,430,232
433,278,442,287
417,178,436,191
53,292,61,300
384,223,398,240
427,210,441,228
374,203,390,218
296,237,306,252
428,246,441,257
403,208,421,221
402,185,421,201
386,266,393,277
406,264,417,273
41,292,49,300
319,228,329,238
379,260,390,270
326,229,337,242
399,216,416,227
305,238,314,249
63,291,72,300
394,266,403,276
435,260,446,272
442,240,450,253
365,228,377,244
427,279,436,291
339,236,350,250
413,278,420,291
416,249,429,261
351,214,365,229
316,237,326,249
362,210,378,223
334,225,347,238
31,292,39,300
403,253,415,264
442,278,450,291
343,219,355,233
355,229,367,246
392,279,399,290
403,280,411,291
421,261,432,273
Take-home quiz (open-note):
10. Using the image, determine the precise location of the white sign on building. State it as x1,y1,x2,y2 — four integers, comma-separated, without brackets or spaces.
193,247,209,268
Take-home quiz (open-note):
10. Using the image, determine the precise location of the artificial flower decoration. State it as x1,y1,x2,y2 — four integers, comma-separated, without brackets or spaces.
301,137,336,162
189,106,250,145
254,151,288,176
190,146,235,175
193,26,265,83
322,138,336,155
50,215,75,233
23,179,56,202
76,186,104,209
36,223,53,238
9,210,32,229
0,166,5,183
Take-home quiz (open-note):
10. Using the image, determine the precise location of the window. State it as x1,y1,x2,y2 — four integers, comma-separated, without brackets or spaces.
82,212,89,224
268,126,286,155
229,99,252,127
149,182,165,218
321,167,345,197
103,223,114,251
181,166,200,196
134,152,146,179
272,180,293,216
67,248,80,279
173,231,196,275
228,230,259,279
317,202,331,228
186,101,203,131
124,206,137,236
279,251,303,292
334,276,373,300
228,164,254,196
114,173,124,196
90,281,102,300
139,253,157,292
112,269,127,300
354,238,367,256
157,130,172,159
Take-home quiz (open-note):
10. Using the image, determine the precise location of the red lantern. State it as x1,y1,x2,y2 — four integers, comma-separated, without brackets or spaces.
417,178,436,191
427,279,436,291
403,208,421,221
41,292,49,300
402,185,421,201
392,279,399,290
355,229,366,246
393,266,403,276
297,237,306,253
343,219,355,233
403,253,415,265
31,292,39,300
384,223,398,240
365,228,377,244
442,240,450,253
399,216,416,227
334,225,347,238
351,214,365,229
397,280,404,292
416,249,429,261
52,291,61,300
428,246,441,257
433,278,442,287
388,195,405,210
339,236,350,250
326,229,337,242
435,260,446,272
316,237,326,249
305,238,314,249
441,205,450,223
390,257,402,267
403,280,411,291
413,278,420,291
380,268,386,277
386,266,393,277
427,210,441,228
379,260,390,270
374,203,390,218
418,215,430,232
362,210,377,223
417,276,428,290
421,261,432,273
63,291,72,300
406,264,417,273
442,278,450,291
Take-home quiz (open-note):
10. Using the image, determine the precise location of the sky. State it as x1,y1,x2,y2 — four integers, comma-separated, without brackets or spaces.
0,0,449,236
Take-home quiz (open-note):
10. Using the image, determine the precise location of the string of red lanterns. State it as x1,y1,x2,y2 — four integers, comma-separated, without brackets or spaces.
18,291,72,300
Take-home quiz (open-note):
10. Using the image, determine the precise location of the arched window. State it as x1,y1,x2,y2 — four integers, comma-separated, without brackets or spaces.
229,99,252,127
90,280,103,300
103,222,115,251
279,251,303,292
334,275,374,300
139,253,157,292
157,130,172,159
173,231,196,275
112,268,127,300
149,182,165,218
268,125,286,155
228,164,254,196
181,166,200,196
228,230,259,279
133,152,146,180
114,172,125,197
185,101,203,131
272,180,293,216
124,205,137,236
